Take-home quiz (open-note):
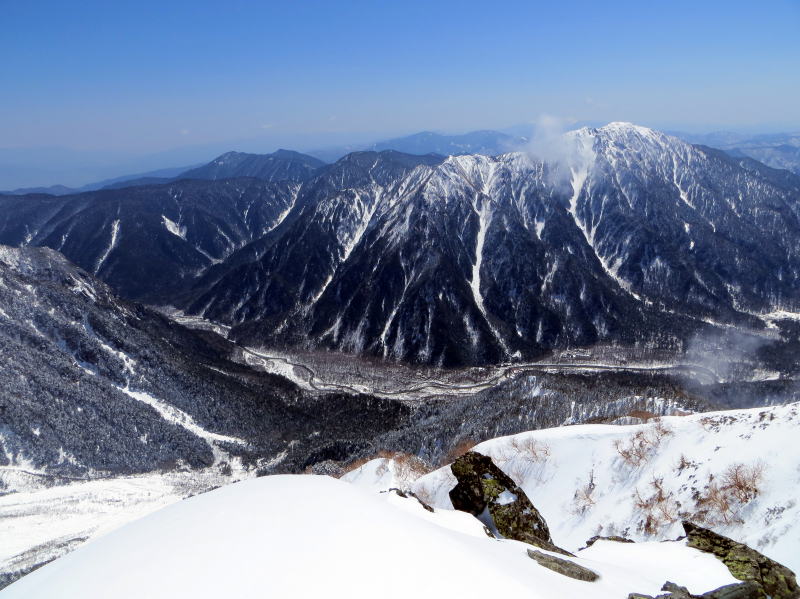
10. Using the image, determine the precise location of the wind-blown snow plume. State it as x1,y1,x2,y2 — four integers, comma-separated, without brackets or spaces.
525,115,596,183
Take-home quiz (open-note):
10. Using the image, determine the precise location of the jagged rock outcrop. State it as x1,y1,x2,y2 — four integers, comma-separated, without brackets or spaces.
683,521,799,599
628,580,761,599
448,451,569,554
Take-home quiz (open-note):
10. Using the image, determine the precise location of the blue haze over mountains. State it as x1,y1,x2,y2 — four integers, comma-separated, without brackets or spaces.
3,125,800,195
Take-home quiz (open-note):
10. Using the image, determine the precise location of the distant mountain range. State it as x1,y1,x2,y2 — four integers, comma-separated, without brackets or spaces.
669,130,800,175
5,126,799,197
308,129,527,162
2,123,799,368
0,164,199,196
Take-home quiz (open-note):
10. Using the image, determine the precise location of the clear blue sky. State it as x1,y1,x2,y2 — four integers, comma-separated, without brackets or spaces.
1,0,799,156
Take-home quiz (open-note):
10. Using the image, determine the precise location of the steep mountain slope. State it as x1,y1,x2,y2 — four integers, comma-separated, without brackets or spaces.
185,124,800,366
179,149,325,182
0,245,284,486
0,179,299,302
0,245,415,493
184,150,447,329
675,131,800,176
410,401,800,573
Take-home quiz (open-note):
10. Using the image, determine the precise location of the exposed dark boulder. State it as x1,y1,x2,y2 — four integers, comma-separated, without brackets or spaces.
448,451,570,554
628,580,762,599
683,521,799,599
526,549,599,581
581,534,635,549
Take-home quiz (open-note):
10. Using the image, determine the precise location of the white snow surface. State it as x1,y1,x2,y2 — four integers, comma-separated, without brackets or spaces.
411,402,800,572
0,467,254,584
1,475,738,598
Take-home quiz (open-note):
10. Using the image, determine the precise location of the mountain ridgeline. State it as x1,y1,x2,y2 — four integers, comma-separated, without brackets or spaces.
2,123,799,367
0,244,418,486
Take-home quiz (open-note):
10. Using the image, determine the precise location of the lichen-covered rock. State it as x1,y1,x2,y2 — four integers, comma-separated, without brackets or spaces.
628,580,761,599
683,521,799,599
526,549,599,581
448,451,570,554
704,583,763,599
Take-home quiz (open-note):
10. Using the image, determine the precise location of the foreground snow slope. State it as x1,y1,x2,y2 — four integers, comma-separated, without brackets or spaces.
0,467,252,585
2,475,737,598
411,402,800,571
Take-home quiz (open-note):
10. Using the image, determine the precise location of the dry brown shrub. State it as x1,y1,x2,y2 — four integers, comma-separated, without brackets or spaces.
632,475,679,534
722,462,764,503
340,456,373,476
675,453,692,473
693,462,764,525
340,450,430,480
509,436,551,464
572,469,597,515
614,420,673,468
697,479,736,525
614,430,654,467
651,418,674,441
392,452,431,480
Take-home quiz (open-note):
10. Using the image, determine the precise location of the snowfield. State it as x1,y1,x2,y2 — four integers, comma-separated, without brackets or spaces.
404,401,800,572
0,466,254,586
0,475,739,598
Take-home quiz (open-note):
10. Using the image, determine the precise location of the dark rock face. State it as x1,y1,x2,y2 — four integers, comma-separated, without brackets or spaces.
526,549,599,581
628,580,762,599
704,584,764,599
448,451,567,554
683,521,800,599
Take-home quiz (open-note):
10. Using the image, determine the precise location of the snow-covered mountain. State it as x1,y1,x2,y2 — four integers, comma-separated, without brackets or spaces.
2,123,799,367
0,245,268,488
0,245,423,491
186,124,800,366
0,475,755,599
0,179,300,302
